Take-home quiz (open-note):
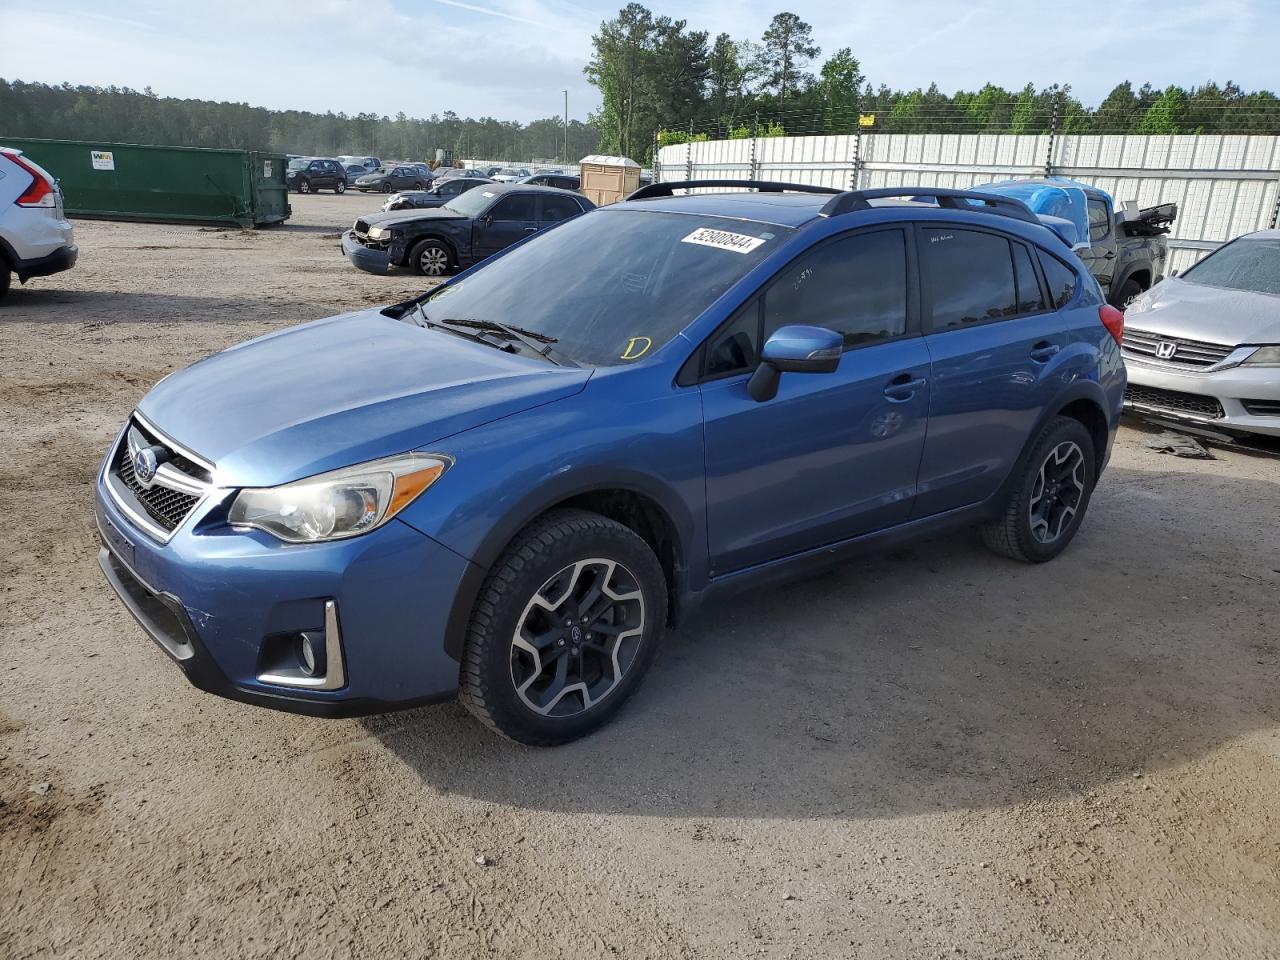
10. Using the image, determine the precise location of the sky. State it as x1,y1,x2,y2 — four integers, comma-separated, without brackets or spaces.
0,0,1276,123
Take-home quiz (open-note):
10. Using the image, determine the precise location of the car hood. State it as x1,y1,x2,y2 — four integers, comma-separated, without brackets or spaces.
361,207,465,227
1126,277,1280,345
137,308,591,487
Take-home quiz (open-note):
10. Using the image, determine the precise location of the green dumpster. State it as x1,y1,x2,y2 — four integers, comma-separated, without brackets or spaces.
0,138,291,228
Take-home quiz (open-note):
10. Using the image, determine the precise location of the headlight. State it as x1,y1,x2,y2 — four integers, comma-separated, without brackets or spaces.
367,226,390,240
228,453,449,543
1242,345,1280,366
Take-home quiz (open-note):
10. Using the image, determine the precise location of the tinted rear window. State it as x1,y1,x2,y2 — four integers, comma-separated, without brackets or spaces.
1038,251,1077,308
921,228,1016,329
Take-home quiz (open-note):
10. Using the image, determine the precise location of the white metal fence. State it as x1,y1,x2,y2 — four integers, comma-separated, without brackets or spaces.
657,134,1280,273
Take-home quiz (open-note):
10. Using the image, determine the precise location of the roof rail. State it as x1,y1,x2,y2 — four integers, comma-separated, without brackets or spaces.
819,187,1039,225
627,179,842,201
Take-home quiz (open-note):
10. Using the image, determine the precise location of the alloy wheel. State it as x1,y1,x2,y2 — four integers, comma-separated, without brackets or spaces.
1029,441,1086,544
418,247,449,276
510,558,646,717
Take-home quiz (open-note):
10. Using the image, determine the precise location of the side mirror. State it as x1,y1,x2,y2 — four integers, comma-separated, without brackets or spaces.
747,325,843,402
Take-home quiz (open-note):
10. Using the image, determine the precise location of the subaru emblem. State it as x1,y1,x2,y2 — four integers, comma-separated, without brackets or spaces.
133,446,159,487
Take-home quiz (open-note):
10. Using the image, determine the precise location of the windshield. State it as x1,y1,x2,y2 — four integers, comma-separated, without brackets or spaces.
1182,236,1280,297
445,186,500,217
414,209,789,366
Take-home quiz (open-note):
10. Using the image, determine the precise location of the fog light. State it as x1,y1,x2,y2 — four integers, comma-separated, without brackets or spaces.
298,632,323,676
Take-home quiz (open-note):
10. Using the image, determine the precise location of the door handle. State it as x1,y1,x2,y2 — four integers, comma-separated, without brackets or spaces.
524,226,538,233
1030,341,1061,363
883,373,927,402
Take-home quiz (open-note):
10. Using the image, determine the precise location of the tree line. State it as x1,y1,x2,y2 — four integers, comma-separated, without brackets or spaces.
585,4,1280,156
0,79,601,163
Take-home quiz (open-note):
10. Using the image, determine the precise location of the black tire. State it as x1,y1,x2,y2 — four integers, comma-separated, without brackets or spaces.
297,179,312,194
0,266,10,301
413,180,424,189
1112,278,1143,309
334,180,346,194
408,238,454,277
381,182,393,193
460,509,668,745
981,416,1097,563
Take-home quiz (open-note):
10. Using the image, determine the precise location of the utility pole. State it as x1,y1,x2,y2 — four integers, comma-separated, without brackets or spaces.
563,90,569,164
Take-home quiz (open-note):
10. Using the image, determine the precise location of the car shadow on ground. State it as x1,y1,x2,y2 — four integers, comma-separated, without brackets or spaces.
363,465,1280,821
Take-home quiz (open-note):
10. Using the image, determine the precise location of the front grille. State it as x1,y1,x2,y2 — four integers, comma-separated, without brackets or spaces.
110,419,209,533
1122,328,1234,368
1242,399,1280,417
1125,385,1225,419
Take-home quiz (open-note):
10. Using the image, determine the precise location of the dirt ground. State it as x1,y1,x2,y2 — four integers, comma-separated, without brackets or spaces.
1,193,1278,959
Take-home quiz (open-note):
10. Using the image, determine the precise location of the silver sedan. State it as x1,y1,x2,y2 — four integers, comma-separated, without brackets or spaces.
1122,229,1280,438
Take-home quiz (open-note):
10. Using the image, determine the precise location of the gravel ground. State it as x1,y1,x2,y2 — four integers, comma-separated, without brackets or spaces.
1,194,1278,959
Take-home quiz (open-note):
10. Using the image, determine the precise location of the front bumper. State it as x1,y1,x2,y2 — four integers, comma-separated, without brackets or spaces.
94,468,479,716
341,230,392,274
1124,358,1280,437
15,242,78,282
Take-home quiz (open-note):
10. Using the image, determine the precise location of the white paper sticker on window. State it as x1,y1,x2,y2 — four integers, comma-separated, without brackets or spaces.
263,160,272,178
681,227,765,254
91,150,115,171
482,191,495,197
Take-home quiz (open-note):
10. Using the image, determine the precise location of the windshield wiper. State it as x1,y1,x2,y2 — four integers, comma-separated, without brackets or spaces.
437,317,575,367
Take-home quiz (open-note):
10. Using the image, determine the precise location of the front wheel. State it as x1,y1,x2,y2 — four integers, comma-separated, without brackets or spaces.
982,416,1096,563
0,266,10,301
297,179,312,194
334,180,346,194
408,238,453,277
460,510,668,745
381,182,393,193
1112,278,1143,309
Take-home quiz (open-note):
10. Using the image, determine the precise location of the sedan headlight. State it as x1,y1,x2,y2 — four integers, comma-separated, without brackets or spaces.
1242,345,1280,366
367,226,391,240
228,453,449,543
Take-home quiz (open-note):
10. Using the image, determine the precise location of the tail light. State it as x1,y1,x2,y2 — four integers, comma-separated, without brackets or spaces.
1099,304,1124,345
6,151,56,208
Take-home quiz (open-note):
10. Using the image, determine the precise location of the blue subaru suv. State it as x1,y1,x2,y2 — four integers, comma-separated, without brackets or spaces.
95,181,1126,744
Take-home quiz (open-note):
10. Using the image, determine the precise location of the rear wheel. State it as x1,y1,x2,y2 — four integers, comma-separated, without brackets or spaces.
334,180,346,194
982,416,1096,563
0,265,10,301
408,238,453,277
460,510,667,745
1113,278,1143,309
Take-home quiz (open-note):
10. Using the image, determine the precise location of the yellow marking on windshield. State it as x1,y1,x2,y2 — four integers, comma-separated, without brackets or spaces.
620,336,653,361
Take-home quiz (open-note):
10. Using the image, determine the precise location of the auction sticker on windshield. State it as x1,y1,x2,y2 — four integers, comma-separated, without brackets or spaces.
681,227,767,254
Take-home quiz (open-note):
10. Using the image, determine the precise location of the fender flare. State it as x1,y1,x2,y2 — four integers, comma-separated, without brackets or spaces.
437,466,698,661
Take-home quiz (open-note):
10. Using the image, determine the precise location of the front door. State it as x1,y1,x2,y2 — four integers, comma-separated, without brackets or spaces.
473,194,538,260
700,228,931,575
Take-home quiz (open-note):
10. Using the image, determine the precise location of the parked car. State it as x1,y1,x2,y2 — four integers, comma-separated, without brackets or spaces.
96,180,1124,744
1121,229,1280,438
343,183,593,276
381,177,494,212
978,178,1176,308
343,163,373,186
287,157,348,194
0,146,78,300
491,167,532,182
337,155,381,171
355,164,430,194
483,165,503,178
437,168,489,182
412,163,437,183
518,173,580,191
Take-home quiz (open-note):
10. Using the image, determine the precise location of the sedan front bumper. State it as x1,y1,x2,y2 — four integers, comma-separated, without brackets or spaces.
1124,357,1280,437
341,230,392,275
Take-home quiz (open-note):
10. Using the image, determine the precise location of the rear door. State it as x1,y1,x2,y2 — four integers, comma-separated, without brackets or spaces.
473,194,538,259
911,225,1070,517
699,227,932,574
537,193,585,231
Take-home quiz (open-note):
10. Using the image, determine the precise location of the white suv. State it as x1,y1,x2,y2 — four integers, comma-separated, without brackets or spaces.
0,147,78,300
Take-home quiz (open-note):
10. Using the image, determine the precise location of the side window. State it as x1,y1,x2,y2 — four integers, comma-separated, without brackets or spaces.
704,303,760,378
540,195,582,223
1087,199,1110,243
490,195,536,221
1012,242,1046,314
762,230,909,347
308,161,323,171
441,180,463,196
1038,251,1078,309
920,228,1017,330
